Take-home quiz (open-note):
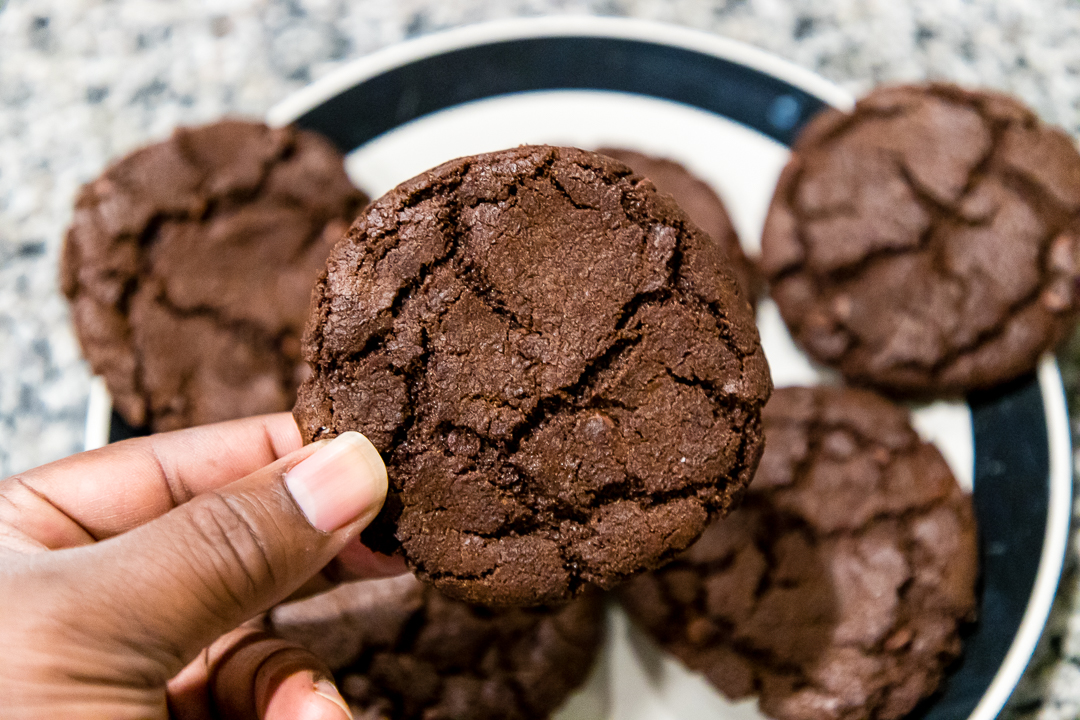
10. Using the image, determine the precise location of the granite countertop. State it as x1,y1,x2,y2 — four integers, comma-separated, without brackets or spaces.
2,0,1080,716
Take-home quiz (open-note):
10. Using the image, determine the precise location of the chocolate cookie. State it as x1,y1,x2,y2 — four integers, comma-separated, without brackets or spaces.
596,148,761,300
761,83,1080,396
269,574,604,720
294,145,771,606
620,386,978,720
61,119,367,431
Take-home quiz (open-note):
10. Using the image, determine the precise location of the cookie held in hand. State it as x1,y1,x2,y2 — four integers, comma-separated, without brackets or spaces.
295,145,772,606
620,385,978,720
62,119,367,431
762,83,1080,396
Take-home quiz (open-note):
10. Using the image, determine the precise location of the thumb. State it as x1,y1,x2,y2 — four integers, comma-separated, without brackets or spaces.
56,431,387,683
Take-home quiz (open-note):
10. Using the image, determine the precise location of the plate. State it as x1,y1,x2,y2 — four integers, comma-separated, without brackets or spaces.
85,16,1072,720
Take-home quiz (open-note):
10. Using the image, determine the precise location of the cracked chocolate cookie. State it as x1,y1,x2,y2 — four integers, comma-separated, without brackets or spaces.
294,145,772,606
762,83,1080,396
270,574,604,720
620,386,978,720
61,119,367,431
596,148,761,301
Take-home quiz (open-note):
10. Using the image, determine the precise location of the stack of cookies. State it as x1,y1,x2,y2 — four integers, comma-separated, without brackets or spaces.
59,80,1080,720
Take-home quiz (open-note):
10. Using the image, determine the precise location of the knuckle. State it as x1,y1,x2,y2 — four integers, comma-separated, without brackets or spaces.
182,493,280,613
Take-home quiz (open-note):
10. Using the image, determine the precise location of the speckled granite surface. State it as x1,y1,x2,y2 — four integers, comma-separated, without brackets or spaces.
2,0,1080,716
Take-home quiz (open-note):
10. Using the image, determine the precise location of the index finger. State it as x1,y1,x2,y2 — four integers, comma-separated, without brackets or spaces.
0,412,304,550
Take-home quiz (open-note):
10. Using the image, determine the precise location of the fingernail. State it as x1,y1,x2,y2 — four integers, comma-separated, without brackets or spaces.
285,432,387,533
312,678,353,720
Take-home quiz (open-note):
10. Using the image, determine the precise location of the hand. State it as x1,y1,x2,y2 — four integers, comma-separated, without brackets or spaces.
0,413,401,720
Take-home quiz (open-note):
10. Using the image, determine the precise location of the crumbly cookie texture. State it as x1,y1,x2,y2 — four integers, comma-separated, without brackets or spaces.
762,83,1080,396
61,119,366,431
295,145,771,606
269,575,604,720
620,386,978,720
596,147,761,301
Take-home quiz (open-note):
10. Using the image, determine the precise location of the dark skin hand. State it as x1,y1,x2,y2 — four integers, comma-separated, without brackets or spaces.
0,413,404,720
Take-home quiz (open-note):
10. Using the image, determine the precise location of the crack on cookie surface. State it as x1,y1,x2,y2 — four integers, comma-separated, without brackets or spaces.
595,147,762,301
